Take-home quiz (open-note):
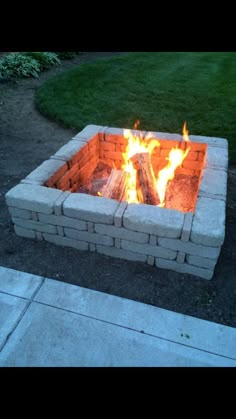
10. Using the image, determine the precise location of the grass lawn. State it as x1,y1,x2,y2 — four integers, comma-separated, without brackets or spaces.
35,52,236,163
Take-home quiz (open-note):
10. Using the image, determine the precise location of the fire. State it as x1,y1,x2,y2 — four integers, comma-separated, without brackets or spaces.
99,120,191,207
122,121,160,203
121,120,191,206
156,122,190,206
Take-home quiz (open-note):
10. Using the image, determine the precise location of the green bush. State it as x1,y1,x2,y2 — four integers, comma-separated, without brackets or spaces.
0,53,41,80
23,52,60,70
56,52,82,59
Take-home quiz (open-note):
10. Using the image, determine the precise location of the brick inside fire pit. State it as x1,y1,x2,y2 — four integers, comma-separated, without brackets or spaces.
5,125,228,280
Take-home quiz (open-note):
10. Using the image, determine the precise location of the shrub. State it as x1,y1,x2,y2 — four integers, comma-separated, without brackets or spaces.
23,52,60,70
0,53,41,80
56,52,82,59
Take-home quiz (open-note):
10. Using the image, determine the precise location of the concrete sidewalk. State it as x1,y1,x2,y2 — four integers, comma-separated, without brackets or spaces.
0,266,236,367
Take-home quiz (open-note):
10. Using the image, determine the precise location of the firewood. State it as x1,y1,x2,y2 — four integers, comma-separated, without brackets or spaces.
102,169,129,201
130,152,159,205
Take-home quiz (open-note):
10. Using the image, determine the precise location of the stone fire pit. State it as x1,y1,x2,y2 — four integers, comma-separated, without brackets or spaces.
5,125,228,280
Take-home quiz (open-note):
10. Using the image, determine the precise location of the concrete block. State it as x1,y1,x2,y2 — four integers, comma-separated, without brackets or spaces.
57,226,64,236
104,127,124,137
186,255,217,270
52,140,87,163
89,243,96,252
181,212,193,242
115,238,121,248
8,207,32,220
190,135,228,148
25,159,68,187
198,191,226,201
145,131,182,141
206,146,228,169
53,191,71,216
95,224,149,244
31,211,38,221
121,240,177,259
149,235,157,246
123,203,184,238
43,233,89,251
199,168,227,198
176,252,186,264
147,255,155,266
14,225,36,239
13,217,57,234
191,197,225,246
74,125,103,139
87,222,94,233
6,184,63,214
96,245,147,263
35,231,43,240
38,213,87,230
158,237,221,259
63,193,119,224
114,201,128,228
64,228,113,246
155,258,214,280
20,179,43,185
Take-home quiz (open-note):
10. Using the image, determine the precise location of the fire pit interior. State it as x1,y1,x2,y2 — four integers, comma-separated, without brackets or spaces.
44,122,206,214
5,124,228,281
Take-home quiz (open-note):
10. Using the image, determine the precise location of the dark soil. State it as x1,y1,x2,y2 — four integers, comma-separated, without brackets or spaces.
1,52,236,327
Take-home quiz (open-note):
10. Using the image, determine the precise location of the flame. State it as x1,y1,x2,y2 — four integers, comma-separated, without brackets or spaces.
156,122,191,206
122,121,160,203
99,120,191,208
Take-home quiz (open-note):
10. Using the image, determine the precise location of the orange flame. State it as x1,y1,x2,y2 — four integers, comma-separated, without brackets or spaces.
156,122,191,206
122,121,160,203
99,120,191,208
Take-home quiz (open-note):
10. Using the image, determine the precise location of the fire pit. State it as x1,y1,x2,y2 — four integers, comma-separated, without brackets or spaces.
5,124,228,280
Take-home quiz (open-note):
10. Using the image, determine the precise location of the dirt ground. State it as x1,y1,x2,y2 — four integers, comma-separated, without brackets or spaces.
0,52,236,328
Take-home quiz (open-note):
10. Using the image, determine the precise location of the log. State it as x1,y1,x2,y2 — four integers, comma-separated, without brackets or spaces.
101,169,129,201
130,152,159,205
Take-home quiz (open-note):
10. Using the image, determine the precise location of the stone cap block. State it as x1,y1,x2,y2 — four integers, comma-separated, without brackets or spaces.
51,140,87,162
74,125,104,140
25,159,68,186
199,168,227,198
191,197,226,247
123,203,184,238
63,193,119,224
205,146,228,170
190,135,228,148
5,184,63,214
145,131,182,141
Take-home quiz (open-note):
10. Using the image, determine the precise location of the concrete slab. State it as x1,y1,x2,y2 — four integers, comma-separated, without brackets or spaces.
0,266,43,298
35,279,236,361
0,267,236,366
0,293,28,349
0,301,234,367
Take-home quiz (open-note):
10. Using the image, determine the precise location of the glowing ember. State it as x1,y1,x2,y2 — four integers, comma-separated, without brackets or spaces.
156,122,190,207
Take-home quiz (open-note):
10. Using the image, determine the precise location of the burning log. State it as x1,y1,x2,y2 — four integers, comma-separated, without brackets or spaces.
130,152,160,205
102,169,129,201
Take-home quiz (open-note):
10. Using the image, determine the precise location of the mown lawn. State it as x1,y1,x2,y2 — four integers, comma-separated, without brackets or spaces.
35,52,236,163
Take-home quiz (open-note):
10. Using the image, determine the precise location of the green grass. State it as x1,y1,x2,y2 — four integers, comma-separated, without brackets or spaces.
35,52,236,163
